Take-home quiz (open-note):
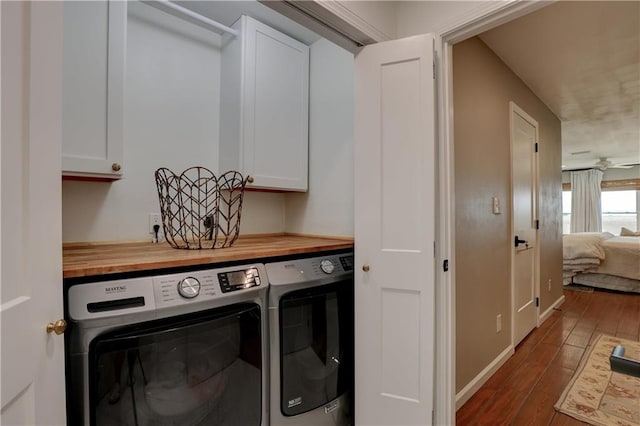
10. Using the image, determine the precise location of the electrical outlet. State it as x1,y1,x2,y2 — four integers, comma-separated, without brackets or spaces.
496,314,502,333
149,213,162,234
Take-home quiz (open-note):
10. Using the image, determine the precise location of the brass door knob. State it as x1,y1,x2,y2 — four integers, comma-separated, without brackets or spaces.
46,319,67,335
111,163,122,172
247,176,254,183
362,264,370,272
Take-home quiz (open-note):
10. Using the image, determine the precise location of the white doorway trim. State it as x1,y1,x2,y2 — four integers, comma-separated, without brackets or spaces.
435,2,552,424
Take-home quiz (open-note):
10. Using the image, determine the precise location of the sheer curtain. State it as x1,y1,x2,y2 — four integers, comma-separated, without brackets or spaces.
570,169,604,233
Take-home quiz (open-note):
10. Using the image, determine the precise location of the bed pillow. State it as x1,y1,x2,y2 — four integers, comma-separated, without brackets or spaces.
620,227,640,237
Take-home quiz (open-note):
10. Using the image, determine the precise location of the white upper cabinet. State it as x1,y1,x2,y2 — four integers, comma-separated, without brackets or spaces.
62,1,125,179
220,15,310,192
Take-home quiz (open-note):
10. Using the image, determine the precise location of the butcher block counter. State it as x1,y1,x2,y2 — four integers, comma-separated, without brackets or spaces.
63,234,354,279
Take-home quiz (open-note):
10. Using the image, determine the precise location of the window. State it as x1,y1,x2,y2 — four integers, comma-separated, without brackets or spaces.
563,188,639,234
601,190,638,234
562,191,571,234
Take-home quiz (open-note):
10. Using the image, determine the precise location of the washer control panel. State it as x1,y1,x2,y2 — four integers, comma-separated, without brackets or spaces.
218,267,261,293
67,263,267,321
154,270,217,305
154,265,265,307
177,277,201,298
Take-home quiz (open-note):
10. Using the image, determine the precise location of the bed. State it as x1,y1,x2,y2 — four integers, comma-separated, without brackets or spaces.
563,232,640,293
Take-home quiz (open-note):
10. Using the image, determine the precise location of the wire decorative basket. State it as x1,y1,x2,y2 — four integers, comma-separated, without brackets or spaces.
154,167,249,249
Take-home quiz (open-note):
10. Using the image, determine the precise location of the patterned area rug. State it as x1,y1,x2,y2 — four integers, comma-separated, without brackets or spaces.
555,334,640,426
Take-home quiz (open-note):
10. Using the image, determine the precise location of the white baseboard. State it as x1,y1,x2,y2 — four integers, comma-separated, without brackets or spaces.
540,294,565,324
455,344,514,410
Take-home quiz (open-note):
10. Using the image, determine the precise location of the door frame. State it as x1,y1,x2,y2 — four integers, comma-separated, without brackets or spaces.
508,101,540,346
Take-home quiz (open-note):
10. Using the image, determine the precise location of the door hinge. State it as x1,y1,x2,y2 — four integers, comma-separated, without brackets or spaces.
536,219,539,230
535,142,539,153
443,259,449,272
536,297,540,307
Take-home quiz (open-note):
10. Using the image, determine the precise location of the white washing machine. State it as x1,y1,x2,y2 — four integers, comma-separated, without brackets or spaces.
65,263,268,426
266,250,354,426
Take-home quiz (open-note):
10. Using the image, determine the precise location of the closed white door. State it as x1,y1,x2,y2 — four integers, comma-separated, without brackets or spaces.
354,34,436,425
510,102,539,346
1,2,66,424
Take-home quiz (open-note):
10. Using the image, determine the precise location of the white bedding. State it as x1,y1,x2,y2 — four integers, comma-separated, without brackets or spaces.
563,232,640,291
562,232,613,260
594,236,640,281
562,232,613,282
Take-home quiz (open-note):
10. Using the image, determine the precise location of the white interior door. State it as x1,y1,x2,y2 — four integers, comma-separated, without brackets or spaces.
510,102,539,346
354,34,436,425
1,2,66,424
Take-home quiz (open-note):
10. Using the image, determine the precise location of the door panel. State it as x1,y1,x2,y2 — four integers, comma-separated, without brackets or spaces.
354,34,435,425
380,289,421,401
380,58,423,251
1,2,65,424
510,102,539,346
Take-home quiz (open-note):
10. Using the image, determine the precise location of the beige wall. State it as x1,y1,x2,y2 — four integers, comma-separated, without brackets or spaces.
453,37,563,392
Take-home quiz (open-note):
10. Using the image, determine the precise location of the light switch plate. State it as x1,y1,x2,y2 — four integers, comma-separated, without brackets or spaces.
492,197,501,214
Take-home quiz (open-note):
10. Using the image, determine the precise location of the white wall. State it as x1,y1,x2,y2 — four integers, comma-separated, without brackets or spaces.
395,1,495,37
341,1,397,40
284,38,354,237
62,2,285,242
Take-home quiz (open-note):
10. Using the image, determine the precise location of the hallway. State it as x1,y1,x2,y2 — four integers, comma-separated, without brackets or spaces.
457,287,640,425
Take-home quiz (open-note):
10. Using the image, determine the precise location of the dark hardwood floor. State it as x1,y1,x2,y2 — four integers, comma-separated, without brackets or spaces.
456,287,640,425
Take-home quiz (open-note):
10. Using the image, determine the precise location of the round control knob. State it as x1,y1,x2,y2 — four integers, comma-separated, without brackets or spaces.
178,277,201,298
320,259,335,274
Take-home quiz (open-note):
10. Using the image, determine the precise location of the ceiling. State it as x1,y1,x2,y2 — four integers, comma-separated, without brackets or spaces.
479,1,640,171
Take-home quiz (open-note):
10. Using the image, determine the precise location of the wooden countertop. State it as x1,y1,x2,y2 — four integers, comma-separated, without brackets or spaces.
63,234,354,279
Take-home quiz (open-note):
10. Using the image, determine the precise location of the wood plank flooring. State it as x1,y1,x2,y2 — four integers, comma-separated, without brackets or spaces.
456,287,640,425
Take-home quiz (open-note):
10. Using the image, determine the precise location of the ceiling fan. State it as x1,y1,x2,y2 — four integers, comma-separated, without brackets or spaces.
593,157,635,171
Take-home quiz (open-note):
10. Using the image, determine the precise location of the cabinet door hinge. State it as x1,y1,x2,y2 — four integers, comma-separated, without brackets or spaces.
443,259,449,272
535,219,539,230
535,142,539,153
535,297,540,307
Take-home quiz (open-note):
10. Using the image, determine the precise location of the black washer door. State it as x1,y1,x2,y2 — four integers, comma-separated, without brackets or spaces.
88,303,262,426
279,281,354,416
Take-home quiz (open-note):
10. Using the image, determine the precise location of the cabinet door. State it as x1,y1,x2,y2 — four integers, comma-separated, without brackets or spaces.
62,0,125,179
242,17,309,191
354,34,436,425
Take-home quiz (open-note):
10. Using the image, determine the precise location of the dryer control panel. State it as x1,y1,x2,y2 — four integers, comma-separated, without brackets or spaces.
265,252,354,286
